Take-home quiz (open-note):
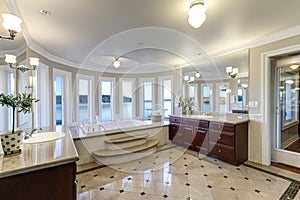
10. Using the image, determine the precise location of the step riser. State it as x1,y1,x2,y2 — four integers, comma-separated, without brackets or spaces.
105,139,147,150
94,146,157,165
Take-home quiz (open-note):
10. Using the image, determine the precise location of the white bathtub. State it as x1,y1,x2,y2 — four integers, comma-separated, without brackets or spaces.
80,119,147,134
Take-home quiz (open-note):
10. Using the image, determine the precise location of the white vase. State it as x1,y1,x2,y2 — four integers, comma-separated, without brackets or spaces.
1,130,24,155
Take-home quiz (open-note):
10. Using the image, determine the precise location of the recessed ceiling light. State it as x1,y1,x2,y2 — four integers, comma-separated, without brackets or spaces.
38,9,51,16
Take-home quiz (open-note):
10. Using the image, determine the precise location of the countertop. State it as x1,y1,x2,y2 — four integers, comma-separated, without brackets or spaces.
0,131,79,178
170,114,250,124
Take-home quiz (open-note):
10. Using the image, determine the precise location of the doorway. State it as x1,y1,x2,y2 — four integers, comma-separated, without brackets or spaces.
272,53,300,167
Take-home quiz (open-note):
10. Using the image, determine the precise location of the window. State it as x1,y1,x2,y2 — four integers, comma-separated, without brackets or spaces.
216,83,229,113
120,79,135,119
77,75,93,124
100,79,114,121
33,64,50,128
201,84,213,112
140,78,154,119
159,77,172,118
188,84,198,110
53,69,72,132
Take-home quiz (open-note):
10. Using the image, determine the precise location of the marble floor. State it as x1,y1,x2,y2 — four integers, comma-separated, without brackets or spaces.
77,146,300,200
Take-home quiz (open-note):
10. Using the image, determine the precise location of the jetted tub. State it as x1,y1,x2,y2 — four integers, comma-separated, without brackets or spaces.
80,119,148,134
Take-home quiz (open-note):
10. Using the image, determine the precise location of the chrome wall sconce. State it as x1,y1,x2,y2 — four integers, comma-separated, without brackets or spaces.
0,13,22,40
226,66,239,78
5,54,39,73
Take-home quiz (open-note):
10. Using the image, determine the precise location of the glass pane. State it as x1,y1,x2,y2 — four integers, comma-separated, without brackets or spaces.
101,80,112,121
276,66,299,149
55,76,63,127
218,84,228,112
144,82,152,119
7,72,15,131
163,79,172,118
201,84,213,112
78,79,90,124
122,80,133,119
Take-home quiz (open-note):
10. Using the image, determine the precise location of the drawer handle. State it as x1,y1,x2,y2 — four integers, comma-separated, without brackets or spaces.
173,127,175,130
218,136,222,140
218,125,222,129
218,149,222,153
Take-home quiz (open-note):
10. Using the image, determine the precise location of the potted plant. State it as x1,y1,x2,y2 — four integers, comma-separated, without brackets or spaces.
177,96,194,115
0,93,38,154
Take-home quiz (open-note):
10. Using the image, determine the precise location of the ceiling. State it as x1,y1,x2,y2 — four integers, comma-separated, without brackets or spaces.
1,0,300,74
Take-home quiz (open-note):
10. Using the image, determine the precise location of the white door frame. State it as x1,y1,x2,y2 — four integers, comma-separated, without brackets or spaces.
262,44,300,167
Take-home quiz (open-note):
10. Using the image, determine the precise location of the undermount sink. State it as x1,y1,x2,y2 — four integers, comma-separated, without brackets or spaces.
197,115,213,118
23,132,66,144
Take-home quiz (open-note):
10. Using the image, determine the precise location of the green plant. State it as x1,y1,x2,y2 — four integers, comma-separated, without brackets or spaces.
177,96,194,111
0,93,39,134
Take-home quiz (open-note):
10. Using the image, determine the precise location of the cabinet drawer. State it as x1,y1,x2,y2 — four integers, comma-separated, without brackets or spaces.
209,122,235,133
170,116,182,123
209,130,235,147
209,143,235,162
182,118,209,128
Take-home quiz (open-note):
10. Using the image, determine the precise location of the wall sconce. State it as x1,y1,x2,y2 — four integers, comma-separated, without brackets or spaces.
184,75,189,81
5,54,39,73
0,13,22,40
113,57,120,68
226,66,239,78
188,0,206,28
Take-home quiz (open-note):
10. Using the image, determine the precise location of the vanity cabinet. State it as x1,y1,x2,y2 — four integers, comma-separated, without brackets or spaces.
169,116,209,155
0,162,77,200
169,116,182,144
208,121,248,165
169,116,248,165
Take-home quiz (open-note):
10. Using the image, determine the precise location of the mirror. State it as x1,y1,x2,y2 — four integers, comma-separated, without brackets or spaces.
182,49,249,113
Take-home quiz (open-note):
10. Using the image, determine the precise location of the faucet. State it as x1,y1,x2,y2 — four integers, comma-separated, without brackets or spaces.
24,128,42,139
99,124,105,131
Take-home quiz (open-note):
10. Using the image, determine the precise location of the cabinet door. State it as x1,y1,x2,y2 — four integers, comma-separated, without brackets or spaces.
192,128,208,154
182,125,194,147
169,123,182,144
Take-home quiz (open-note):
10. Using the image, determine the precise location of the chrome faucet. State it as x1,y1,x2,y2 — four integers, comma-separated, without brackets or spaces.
24,128,42,139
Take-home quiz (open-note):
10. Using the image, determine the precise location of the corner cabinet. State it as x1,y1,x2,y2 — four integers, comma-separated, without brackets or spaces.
169,116,248,166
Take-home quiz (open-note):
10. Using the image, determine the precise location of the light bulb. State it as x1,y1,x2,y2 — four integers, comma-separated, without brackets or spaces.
5,54,17,64
113,60,120,68
1,14,22,32
29,57,39,66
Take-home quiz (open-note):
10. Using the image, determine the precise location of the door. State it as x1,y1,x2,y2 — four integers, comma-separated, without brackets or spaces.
273,62,300,167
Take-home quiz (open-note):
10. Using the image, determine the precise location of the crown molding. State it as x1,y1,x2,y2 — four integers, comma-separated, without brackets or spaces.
5,0,300,70
0,43,26,58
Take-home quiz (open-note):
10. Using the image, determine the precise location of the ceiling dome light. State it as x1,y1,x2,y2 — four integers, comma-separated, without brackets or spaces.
195,72,201,78
188,0,206,28
113,58,120,68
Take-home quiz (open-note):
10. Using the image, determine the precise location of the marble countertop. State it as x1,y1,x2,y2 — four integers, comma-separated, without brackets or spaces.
0,131,79,178
170,114,249,124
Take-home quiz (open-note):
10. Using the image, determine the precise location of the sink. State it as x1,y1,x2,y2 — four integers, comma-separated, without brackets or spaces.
23,132,66,144
197,115,213,118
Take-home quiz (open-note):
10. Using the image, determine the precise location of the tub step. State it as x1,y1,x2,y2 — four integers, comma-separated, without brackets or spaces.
93,139,158,157
104,134,148,150
105,133,148,144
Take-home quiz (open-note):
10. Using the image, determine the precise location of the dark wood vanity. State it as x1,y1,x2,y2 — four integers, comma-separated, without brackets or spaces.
169,116,249,165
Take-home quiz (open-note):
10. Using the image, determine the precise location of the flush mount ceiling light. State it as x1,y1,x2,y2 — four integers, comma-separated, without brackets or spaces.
195,72,201,78
5,54,39,73
226,66,239,78
113,57,120,68
38,9,51,16
188,0,206,28
0,13,22,40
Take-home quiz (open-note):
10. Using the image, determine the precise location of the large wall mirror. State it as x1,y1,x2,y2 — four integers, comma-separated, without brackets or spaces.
182,49,249,114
